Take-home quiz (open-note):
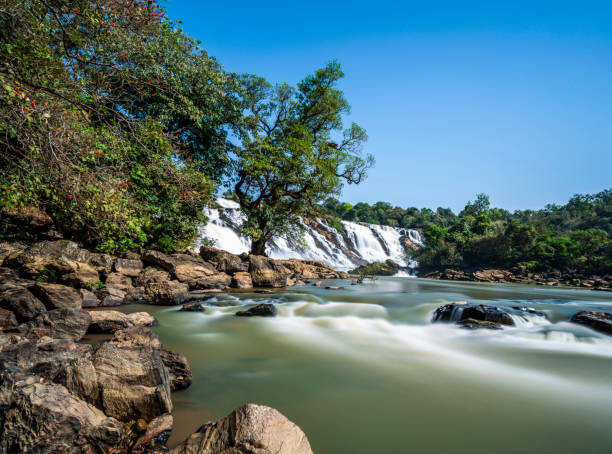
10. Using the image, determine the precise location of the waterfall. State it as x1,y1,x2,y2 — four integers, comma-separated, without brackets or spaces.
195,199,423,272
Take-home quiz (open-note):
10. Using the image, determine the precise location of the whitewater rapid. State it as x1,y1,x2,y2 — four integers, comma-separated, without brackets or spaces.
194,199,423,271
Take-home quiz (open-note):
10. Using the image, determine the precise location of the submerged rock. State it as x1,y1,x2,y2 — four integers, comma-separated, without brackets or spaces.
180,302,206,312
236,303,277,317
457,318,503,330
570,311,612,335
433,302,515,329
170,403,313,454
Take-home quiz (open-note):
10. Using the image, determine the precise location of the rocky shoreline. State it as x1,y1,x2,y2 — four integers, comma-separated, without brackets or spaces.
0,216,344,453
421,267,612,291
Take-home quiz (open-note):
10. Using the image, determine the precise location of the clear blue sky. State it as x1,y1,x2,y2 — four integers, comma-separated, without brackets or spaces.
165,0,612,212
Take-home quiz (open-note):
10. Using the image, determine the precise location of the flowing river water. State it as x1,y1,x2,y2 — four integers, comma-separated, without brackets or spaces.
122,278,612,454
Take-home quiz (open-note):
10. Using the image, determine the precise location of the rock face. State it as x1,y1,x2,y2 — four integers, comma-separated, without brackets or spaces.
433,302,515,329
170,404,313,454
231,271,253,289
0,376,124,454
570,311,612,335
236,303,277,317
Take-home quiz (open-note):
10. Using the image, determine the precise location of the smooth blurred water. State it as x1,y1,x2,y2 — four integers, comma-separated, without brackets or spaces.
122,278,612,454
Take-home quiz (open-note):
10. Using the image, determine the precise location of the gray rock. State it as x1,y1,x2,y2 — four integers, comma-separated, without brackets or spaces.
114,258,144,277
570,311,612,335
170,404,313,454
26,308,91,341
236,303,277,317
0,285,46,322
31,282,82,310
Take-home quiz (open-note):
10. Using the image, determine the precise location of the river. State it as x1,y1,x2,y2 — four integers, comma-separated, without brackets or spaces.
122,277,612,454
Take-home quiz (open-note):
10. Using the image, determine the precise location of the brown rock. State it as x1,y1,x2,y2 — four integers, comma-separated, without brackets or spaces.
80,288,99,308
159,349,192,391
60,260,100,288
0,377,124,453
143,250,216,282
170,404,313,454
0,285,46,323
110,326,163,349
26,308,92,341
231,271,253,289
189,272,231,290
199,246,248,273
92,343,172,421
136,267,189,305
87,310,157,334
114,258,144,277
0,307,18,331
31,282,82,310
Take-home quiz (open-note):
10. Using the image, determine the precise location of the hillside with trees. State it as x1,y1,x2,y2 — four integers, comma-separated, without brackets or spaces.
321,190,612,275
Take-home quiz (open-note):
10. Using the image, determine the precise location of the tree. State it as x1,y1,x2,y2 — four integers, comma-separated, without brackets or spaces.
232,62,373,255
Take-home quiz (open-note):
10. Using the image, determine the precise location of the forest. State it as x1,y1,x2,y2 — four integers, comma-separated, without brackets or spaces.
321,191,612,274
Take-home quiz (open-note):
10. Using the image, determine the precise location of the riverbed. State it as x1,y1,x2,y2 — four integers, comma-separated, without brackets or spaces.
123,278,612,454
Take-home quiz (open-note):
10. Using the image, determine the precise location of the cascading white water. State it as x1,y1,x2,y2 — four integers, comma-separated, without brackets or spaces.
195,199,422,271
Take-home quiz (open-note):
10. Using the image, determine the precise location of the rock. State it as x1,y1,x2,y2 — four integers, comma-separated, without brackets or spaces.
88,252,114,275
0,308,18,331
570,311,612,335
0,377,124,453
189,272,232,290
0,241,28,264
248,255,288,288
132,413,174,454
60,260,100,288
312,281,323,287
88,310,157,334
432,302,515,327
180,302,206,312
0,285,46,322
350,259,400,276
114,258,144,277
170,403,313,454
31,282,82,310
159,349,192,391
92,343,172,421
143,250,216,282
236,303,277,317
4,240,83,278
80,288,99,308
110,326,163,349
97,272,133,306
26,308,91,341
456,318,503,330
511,306,547,318
136,267,189,305
325,286,344,290
231,271,253,289
199,246,248,273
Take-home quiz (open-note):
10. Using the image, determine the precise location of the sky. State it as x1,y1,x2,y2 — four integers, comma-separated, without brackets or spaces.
165,0,612,213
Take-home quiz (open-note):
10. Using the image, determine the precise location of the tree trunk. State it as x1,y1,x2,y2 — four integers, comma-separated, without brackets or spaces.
250,237,268,256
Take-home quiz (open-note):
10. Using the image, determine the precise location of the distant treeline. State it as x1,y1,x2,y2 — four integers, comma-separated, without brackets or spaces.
321,190,612,274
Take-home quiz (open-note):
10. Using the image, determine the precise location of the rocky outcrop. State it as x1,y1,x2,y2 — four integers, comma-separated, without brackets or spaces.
199,246,249,274
350,259,400,276
87,310,157,334
135,267,190,305
236,303,277,317
423,268,612,291
170,404,313,454
570,311,612,335
433,301,515,329
0,376,124,453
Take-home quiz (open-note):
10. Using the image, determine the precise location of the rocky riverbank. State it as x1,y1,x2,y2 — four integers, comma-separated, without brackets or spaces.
0,215,338,452
421,267,612,291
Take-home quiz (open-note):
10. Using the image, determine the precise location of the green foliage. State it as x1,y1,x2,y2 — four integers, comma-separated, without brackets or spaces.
322,190,612,275
0,0,234,251
231,62,373,255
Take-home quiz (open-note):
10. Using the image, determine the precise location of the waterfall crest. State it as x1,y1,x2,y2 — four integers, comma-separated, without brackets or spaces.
194,199,423,271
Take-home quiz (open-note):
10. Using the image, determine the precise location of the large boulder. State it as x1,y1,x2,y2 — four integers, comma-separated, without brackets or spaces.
231,271,253,289
0,377,124,453
97,272,133,306
79,288,99,308
0,285,46,323
25,308,91,341
136,267,189,305
87,310,157,334
249,256,288,288
113,258,144,277
570,311,612,335
110,327,192,391
189,272,232,290
143,251,217,283
432,301,515,329
59,260,100,288
31,282,82,310
170,404,313,454
92,343,172,421
199,246,248,273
